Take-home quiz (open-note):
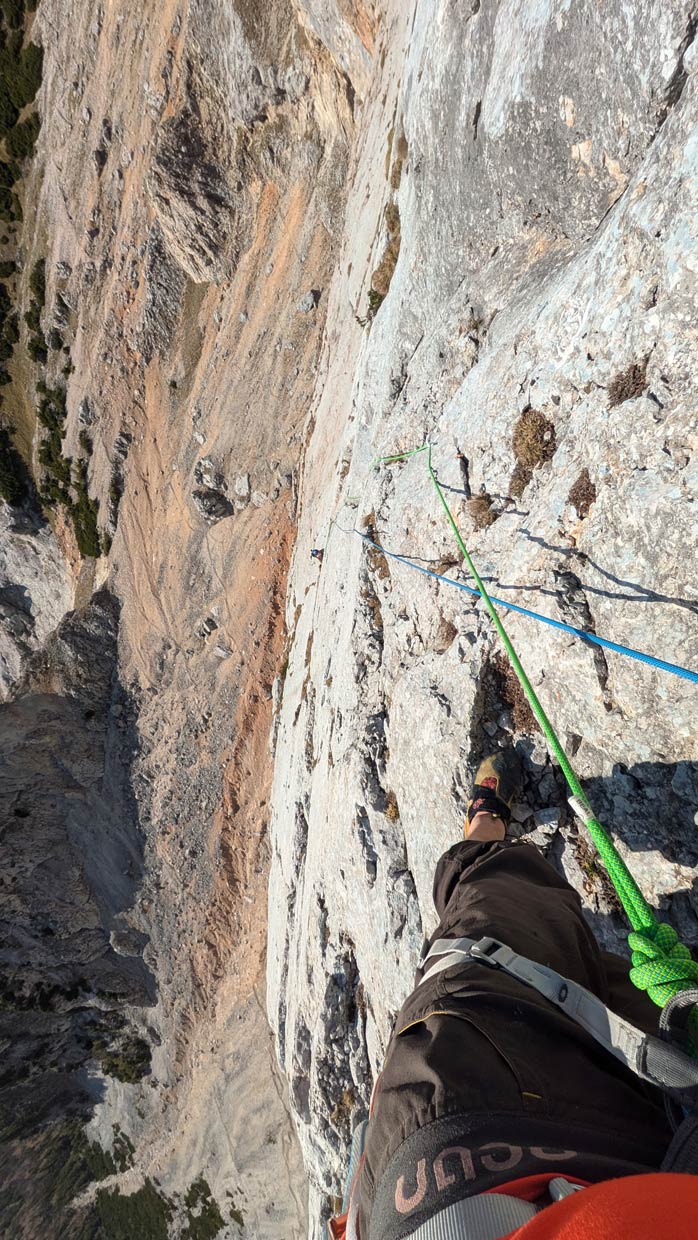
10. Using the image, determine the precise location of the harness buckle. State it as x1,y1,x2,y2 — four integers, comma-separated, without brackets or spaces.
470,937,506,965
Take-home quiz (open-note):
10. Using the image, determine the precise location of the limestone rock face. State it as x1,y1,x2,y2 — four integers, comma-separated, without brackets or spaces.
3,0,697,1232
294,0,376,90
268,0,698,1229
0,0,354,1228
0,591,153,1232
148,60,250,284
0,504,72,701
147,0,348,286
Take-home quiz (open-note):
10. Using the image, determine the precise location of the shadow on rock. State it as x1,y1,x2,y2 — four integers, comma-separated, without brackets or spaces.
579,759,698,951
513,749,698,956
0,587,155,1231
517,530,698,616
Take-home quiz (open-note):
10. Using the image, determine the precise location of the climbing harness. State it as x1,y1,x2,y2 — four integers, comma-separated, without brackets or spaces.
365,446,698,1033
418,936,698,1103
385,1189,542,1240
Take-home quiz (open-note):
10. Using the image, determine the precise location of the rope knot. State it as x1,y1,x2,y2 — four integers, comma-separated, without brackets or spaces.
628,922,698,1008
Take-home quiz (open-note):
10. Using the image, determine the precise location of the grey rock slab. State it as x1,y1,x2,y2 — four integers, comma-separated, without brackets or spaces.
268,0,698,1223
194,457,227,492
0,505,72,700
297,289,320,313
192,489,234,524
533,807,561,832
235,472,251,499
510,802,531,825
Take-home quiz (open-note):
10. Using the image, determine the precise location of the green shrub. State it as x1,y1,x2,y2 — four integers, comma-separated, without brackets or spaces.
0,278,9,316
0,161,17,188
0,184,19,221
49,383,66,413
37,404,55,428
6,110,41,161
24,300,40,332
48,326,62,350
366,288,384,318
98,1033,151,1081
0,258,14,277
0,423,27,503
0,0,26,31
96,1180,172,1240
0,195,18,225
29,255,44,302
71,456,100,557
183,1177,225,1240
0,88,18,137
0,309,16,360
109,473,123,524
27,332,46,362
37,393,64,429
38,428,70,482
40,478,70,507
111,1125,135,1173
85,1140,117,1182
34,1120,95,1214
2,41,43,110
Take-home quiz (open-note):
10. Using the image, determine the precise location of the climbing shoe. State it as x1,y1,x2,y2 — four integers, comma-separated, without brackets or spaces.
465,749,522,833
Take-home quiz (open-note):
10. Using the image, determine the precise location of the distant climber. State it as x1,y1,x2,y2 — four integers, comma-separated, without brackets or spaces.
331,749,698,1239
311,548,324,563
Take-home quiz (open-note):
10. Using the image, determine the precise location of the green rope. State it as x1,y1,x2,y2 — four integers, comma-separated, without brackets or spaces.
374,445,698,1023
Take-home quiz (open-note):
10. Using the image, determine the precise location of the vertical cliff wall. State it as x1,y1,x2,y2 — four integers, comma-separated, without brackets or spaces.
0,0,358,1234
267,0,698,1229
1,0,697,1235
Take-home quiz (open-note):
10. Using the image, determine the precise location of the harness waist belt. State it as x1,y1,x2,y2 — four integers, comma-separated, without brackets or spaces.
400,1189,536,1240
418,936,698,1099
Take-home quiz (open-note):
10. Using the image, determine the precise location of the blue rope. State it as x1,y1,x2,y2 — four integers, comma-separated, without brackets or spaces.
352,529,698,684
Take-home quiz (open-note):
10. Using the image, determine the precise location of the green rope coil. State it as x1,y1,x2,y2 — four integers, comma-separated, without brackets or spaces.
373,444,698,1024
628,925,698,1006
